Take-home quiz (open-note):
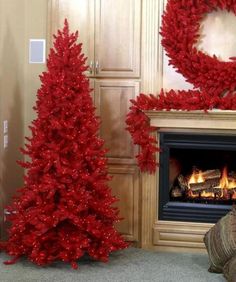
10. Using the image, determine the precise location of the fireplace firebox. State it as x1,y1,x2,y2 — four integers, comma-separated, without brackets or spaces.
159,132,236,223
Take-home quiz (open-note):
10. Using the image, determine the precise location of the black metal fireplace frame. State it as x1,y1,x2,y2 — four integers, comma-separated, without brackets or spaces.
159,132,236,223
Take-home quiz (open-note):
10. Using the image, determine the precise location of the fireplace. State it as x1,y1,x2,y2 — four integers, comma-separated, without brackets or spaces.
159,132,236,223
139,110,236,252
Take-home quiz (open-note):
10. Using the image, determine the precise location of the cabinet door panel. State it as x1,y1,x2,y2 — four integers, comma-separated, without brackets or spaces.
95,80,139,163
95,0,141,77
48,0,94,75
89,78,95,102
109,165,139,241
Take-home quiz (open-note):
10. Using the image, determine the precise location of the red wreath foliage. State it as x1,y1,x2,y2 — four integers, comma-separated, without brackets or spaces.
126,0,236,173
161,0,236,96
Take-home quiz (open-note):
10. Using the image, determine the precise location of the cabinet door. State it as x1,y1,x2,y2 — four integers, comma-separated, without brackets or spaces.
95,80,139,164
109,165,139,242
48,0,95,76
89,78,95,102
95,0,141,78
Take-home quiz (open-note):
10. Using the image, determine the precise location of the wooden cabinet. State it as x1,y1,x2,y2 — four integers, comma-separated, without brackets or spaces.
49,0,141,78
49,0,94,77
94,0,141,77
48,0,141,242
109,165,139,242
94,80,139,163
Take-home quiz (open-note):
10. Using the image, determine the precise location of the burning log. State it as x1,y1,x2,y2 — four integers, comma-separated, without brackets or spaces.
227,188,236,195
177,175,188,191
228,177,236,183
191,187,236,198
189,178,220,192
206,187,222,194
170,186,184,198
190,187,221,193
175,167,236,201
229,171,236,179
200,169,221,180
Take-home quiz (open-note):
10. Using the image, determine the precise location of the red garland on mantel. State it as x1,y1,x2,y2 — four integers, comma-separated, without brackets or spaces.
126,0,236,173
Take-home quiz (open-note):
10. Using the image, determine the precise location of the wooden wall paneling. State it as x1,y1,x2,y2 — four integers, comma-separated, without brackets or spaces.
48,0,95,76
138,0,164,248
94,0,141,78
152,221,212,253
48,0,141,78
94,80,140,163
89,78,95,102
140,133,158,249
109,165,139,241
141,0,164,93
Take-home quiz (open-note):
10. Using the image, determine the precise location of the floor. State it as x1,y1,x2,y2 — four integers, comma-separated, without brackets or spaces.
0,248,226,282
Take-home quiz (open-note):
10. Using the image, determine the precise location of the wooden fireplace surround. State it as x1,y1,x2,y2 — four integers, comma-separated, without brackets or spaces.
141,110,236,253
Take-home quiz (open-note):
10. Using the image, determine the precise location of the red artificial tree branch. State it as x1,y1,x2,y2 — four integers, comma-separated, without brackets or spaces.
0,19,128,269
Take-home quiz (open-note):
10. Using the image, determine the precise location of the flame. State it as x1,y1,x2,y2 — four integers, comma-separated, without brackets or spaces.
187,190,198,198
198,172,204,183
201,190,215,198
187,166,236,200
188,170,204,185
219,167,228,188
219,166,236,199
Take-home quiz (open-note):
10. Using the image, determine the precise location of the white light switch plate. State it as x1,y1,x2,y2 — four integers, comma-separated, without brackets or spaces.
3,120,8,134
3,135,8,149
29,39,46,64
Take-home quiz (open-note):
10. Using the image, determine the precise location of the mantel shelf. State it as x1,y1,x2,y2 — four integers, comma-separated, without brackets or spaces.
141,109,236,252
145,110,236,130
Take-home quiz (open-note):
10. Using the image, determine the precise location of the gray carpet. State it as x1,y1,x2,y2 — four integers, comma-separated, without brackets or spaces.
0,248,226,282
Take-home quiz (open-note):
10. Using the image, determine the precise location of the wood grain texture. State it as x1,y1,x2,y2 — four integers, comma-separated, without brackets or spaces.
48,0,94,76
109,165,139,242
153,221,213,250
95,0,141,77
141,0,164,93
146,110,236,130
95,80,140,163
140,132,158,248
49,0,141,78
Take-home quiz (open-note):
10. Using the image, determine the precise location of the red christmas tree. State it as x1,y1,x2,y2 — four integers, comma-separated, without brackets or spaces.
1,19,128,269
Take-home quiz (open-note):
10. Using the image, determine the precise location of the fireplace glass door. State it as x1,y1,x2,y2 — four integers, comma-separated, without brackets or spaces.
159,132,236,223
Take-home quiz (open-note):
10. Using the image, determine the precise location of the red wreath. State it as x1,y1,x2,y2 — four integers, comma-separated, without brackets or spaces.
126,0,236,173
161,0,236,95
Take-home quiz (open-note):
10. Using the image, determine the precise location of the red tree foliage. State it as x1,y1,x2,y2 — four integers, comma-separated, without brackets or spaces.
1,20,128,269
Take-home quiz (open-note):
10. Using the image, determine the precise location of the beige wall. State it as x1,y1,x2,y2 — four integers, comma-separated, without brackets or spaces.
0,0,47,237
24,0,48,135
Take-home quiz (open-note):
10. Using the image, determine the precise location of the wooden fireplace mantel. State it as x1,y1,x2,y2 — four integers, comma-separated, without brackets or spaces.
140,110,236,253
146,110,236,130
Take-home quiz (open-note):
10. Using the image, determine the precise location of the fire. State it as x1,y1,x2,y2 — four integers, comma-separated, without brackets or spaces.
219,167,228,188
187,166,236,200
187,170,214,198
219,167,236,200
201,190,215,198
189,170,204,184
